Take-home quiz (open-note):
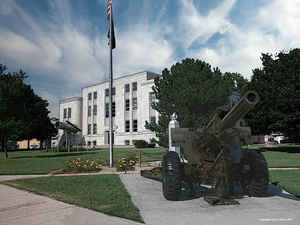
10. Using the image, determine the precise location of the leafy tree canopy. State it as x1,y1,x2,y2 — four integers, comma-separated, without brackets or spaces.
146,58,248,146
0,64,56,158
246,48,300,140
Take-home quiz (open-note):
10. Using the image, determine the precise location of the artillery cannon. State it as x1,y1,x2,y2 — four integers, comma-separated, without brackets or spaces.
162,91,269,203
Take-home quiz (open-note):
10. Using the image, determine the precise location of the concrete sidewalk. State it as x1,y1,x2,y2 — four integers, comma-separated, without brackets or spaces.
120,173,300,225
0,184,142,225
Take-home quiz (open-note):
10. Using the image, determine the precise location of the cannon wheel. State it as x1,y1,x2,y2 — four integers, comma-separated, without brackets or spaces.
241,150,269,197
162,151,182,200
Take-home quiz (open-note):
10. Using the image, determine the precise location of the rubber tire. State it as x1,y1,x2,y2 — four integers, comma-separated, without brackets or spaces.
162,151,182,201
241,150,269,197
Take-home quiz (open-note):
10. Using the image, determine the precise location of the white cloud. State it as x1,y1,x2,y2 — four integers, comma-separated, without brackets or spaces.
256,0,300,48
0,29,62,71
179,0,300,78
178,0,237,48
114,24,174,76
3,0,300,117
0,0,177,117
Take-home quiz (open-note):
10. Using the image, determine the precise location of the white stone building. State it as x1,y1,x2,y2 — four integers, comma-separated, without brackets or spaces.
59,71,160,147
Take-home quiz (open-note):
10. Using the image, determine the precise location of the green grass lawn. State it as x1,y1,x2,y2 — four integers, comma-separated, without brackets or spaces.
245,144,300,168
2,175,143,223
269,170,300,197
0,148,166,175
262,151,300,168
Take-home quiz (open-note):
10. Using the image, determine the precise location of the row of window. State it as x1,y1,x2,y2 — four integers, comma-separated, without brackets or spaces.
63,108,72,119
125,120,138,132
87,98,138,118
88,105,98,116
87,120,139,135
88,92,98,100
87,82,138,100
125,98,137,111
87,123,97,135
87,140,140,147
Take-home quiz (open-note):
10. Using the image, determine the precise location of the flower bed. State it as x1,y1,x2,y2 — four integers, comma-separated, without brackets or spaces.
66,158,105,172
116,153,139,173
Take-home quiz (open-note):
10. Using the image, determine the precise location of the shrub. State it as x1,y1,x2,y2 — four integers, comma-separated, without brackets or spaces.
134,140,149,148
116,153,138,173
134,140,156,148
66,158,105,172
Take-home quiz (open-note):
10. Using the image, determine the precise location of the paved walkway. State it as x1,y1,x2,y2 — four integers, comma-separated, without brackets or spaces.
1,168,300,225
0,184,142,225
120,173,300,225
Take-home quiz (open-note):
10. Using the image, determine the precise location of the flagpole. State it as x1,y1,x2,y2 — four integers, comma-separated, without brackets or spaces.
109,1,114,168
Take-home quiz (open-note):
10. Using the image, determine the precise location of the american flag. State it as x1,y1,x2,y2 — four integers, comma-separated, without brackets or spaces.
107,0,112,20
107,0,116,49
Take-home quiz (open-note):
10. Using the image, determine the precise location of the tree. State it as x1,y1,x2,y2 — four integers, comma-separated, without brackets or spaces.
246,49,300,141
145,58,247,146
0,64,27,158
0,64,56,158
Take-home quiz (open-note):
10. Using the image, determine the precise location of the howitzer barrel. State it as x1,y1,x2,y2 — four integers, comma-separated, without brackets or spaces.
216,91,260,132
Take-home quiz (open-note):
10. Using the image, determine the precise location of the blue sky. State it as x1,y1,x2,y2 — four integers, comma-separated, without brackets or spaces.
1,0,300,117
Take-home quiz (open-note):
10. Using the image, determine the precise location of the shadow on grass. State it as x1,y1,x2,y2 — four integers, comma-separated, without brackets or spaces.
11,152,97,159
260,144,300,153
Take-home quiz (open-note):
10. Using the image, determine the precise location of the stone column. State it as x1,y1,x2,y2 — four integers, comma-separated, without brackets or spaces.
168,113,180,156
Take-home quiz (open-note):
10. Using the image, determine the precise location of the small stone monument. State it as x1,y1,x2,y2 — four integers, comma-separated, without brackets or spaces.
168,113,180,156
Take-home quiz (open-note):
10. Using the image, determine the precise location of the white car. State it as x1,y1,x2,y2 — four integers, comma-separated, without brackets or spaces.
273,135,288,144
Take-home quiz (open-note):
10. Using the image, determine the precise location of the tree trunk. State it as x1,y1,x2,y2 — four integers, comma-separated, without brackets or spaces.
2,136,8,159
27,139,30,150
0,136,3,152
39,139,44,150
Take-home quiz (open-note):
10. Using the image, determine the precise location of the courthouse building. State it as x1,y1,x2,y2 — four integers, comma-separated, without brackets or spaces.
58,71,160,147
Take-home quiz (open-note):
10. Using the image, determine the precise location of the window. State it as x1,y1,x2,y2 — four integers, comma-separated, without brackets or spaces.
125,99,130,111
133,120,138,132
68,107,71,118
105,87,115,96
125,120,130,132
149,92,155,106
93,123,97,134
150,116,156,123
125,84,130,92
93,91,97,99
87,141,91,146
93,105,97,116
88,124,91,135
88,93,92,100
132,97,137,110
112,102,115,117
105,103,109,118
125,140,130,145
63,108,67,119
105,102,115,117
132,82,137,91
88,105,91,117
93,140,97,146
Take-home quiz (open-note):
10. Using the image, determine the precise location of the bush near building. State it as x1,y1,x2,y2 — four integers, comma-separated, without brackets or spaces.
134,140,155,148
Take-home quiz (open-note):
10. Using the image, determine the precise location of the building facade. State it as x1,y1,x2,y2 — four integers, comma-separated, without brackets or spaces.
59,71,160,147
